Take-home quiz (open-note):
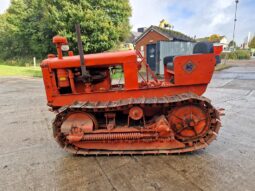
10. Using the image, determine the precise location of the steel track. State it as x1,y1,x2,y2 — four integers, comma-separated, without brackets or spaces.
52,93,221,156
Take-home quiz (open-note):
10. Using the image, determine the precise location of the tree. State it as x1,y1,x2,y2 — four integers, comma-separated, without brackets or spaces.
249,37,255,48
229,40,236,48
0,0,131,59
209,34,221,43
0,0,28,58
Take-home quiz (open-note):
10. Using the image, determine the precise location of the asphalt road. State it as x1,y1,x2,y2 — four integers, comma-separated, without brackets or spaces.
0,63,255,191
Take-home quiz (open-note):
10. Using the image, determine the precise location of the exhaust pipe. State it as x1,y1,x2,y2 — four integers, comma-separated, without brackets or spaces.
75,24,91,82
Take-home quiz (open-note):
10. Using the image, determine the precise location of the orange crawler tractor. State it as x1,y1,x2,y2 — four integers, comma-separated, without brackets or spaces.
41,25,223,155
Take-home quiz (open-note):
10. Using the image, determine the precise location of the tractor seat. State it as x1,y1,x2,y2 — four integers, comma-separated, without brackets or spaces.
163,56,175,83
163,56,175,71
193,42,221,65
193,42,214,54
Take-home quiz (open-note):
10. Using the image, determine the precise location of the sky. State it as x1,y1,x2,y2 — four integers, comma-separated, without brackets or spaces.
1,0,254,44
130,0,255,44
0,0,10,13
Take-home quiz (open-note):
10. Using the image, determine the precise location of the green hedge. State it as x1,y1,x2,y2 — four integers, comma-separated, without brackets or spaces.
0,58,41,67
221,50,251,60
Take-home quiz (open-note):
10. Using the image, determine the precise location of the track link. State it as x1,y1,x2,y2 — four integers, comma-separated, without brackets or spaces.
52,93,221,156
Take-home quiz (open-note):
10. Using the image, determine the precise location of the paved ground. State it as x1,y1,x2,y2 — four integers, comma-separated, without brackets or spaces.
0,62,255,191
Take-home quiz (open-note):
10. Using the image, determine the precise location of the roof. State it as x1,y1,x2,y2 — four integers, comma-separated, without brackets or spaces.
134,25,194,44
126,31,143,43
132,31,143,39
196,36,226,43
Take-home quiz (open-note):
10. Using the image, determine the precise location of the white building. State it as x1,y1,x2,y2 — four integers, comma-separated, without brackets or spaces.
243,32,254,49
218,36,229,51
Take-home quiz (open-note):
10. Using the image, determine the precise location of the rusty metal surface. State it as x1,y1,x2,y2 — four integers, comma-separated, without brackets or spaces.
52,93,221,155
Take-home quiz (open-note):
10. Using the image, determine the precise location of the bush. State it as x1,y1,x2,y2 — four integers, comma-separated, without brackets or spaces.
221,50,251,60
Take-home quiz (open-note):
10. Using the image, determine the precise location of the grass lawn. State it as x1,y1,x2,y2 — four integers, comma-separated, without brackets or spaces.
0,64,42,77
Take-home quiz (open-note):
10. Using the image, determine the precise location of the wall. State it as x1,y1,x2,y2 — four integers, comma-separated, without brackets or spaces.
135,30,169,66
157,41,195,75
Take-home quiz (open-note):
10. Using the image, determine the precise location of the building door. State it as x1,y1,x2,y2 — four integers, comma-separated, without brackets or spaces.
146,44,156,71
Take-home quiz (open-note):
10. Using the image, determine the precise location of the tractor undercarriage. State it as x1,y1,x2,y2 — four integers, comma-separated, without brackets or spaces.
53,93,221,156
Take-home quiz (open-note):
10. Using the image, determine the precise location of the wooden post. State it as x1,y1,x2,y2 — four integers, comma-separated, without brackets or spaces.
33,57,36,67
